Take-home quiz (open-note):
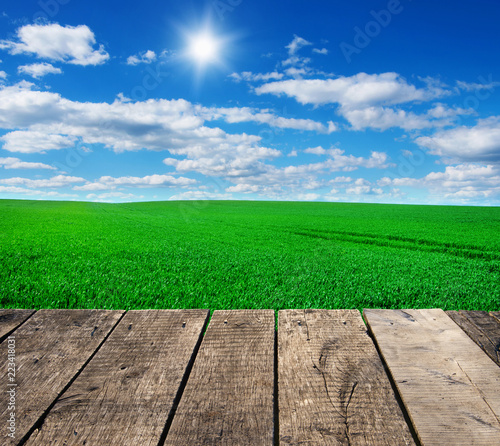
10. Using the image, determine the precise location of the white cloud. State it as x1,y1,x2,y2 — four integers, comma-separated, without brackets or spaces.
0,82,261,155
74,174,197,191
1,130,76,153
229,71,284,82
0,174,85,188
86,192,143,202
297,193,320,201
282,56,311,67
229,37,332,84
321,177,402,203
256,72,444,108
0,157,55,169
73,182,110,192
456,78,500,92
327,121,339,133
0,82,299,187
387,164,500,201
226,184,260,194
255,73,462,131
425,164,498,185
303,147,391,170
303,180,322,190
415,117,500,163
0,80,395,200
341,106,430,131
0,185,77,198
304,146,327,155
426,103,472,119
280,36,315,72
345,178,383,195
217,149,391,199
330,176,353,183
18,62,62,79
168,190,232,201
198,105,335,133
163,142,281,179
283,67,311,78
0,82,63,129
0,185,37,194
343,103,474,132
126,50,157,66
286,35,312,55
0,24,109,66
0,70,6,79
323,149,391,171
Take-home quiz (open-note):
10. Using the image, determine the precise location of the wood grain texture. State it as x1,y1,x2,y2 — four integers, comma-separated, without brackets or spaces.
446,310,500,367
164,310,275,446
26,309,209,446
491,312,500,324
364,309,500,446
0,309,35,341
0,309,123,445
278,309,415,446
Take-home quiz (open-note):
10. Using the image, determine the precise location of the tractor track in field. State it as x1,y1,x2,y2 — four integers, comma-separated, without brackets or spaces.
92,203,500,262
290,229,500,262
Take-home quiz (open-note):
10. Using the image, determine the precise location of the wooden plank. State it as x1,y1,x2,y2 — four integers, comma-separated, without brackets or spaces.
164,310,275,445
491,312,500,324
364,309,500,446
0,309,35,341
0,309,124,445
26,310,209,446
278,309,415,445
447,310,500,367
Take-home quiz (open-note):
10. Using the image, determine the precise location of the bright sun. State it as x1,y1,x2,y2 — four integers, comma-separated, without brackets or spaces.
188,32,219,65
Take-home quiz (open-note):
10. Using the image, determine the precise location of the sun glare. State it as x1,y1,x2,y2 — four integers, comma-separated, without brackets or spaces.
188,32,219,65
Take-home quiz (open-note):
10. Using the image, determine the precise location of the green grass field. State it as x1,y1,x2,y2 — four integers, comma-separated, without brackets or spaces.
1,199,499,311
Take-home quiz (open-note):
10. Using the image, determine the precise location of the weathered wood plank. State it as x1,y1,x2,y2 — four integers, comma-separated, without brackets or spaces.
491,312,500,324
164,310,275,446
0,309,35,341
447,310,500,367
278,309,415,445
25,309,209,446
0,309,124,445
364,309,500,446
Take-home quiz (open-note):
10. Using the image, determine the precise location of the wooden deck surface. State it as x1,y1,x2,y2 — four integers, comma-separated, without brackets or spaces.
1,308,499,445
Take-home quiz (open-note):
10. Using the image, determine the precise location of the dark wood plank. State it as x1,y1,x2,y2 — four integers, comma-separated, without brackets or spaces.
26,310,209,446
491,311,500,324
364,309,500,446
0,309,124,445
279,309,415,445
164,310,275,446
447,310,500,366
0,309,35,341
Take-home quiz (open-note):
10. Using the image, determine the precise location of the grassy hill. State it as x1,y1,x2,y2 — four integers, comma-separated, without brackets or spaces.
1,199,499,311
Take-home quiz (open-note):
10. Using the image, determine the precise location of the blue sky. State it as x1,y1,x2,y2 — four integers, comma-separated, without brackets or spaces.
0,0,499,205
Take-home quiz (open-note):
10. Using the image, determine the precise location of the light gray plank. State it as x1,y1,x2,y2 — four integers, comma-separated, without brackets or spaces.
364,309,500,446
279,309,415,445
